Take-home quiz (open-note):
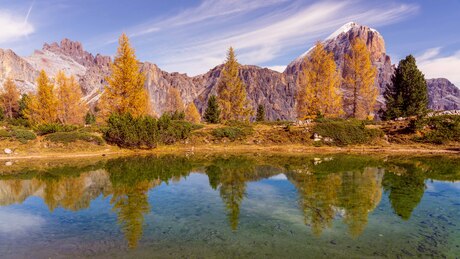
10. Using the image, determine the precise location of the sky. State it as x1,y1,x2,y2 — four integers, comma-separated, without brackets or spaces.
0,0,459,86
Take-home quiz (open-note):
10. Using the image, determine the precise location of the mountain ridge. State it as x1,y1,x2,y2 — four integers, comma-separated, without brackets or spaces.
0,22,459,120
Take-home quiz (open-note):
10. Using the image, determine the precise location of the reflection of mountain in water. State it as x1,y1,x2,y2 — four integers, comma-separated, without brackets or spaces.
0,155,458,248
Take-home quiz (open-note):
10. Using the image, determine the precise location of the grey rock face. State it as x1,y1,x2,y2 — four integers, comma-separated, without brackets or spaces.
427,78,460,110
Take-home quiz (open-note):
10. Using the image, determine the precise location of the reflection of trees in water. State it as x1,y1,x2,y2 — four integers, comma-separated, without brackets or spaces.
205,157,281,231
382,163,426,220
338,168,383,237
105,155,194,248
287,166,383,237
0,155,458,246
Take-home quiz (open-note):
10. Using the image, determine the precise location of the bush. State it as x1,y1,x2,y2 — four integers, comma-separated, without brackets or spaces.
0,129,12,138
34,123,79,136
12,129,36,144
212,124,254,141
45,132,104,145
412,115,460,144
313,120,383,146
104,113,197,148
7,118,30,128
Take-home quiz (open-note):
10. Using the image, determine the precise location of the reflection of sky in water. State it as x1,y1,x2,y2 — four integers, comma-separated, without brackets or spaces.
0,208,45,235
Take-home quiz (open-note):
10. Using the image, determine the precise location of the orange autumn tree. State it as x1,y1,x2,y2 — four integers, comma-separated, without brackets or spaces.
55,71,87,125
185,102,201,123
25,70,58,124
99,33,149,119
0,78,20,119
343,38,378,119
296,42,343,119
166,88,184,113
217,47,252,121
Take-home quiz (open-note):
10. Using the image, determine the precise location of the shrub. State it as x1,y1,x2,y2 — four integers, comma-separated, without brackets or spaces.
7,118,30,128
412,115,460,144
12,129,37,144
85,112,96,125
313,120,383,146
104,113,197,148
34,123,79,136
0,129,12,138
212,124,254,141
45,132,104,145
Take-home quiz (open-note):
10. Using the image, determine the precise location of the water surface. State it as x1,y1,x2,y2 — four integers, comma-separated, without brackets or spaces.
0,154,459,258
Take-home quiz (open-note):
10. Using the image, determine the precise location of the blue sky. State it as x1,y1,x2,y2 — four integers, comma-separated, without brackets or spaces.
0,0,459,86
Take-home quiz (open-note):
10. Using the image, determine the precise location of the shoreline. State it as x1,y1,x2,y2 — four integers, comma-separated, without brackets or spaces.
1,144,459,161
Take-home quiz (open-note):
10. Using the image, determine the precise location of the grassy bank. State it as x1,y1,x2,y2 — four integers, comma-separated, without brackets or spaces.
0,116,459,160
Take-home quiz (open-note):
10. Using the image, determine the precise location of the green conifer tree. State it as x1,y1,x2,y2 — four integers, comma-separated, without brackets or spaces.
256,104,265,122
384,55,428,119
204,95,221,124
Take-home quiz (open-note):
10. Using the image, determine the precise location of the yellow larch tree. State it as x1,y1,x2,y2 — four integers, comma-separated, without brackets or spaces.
296,42,343,119
343,38,378,119
25,70,58,124
55,71,87,125
0,78,20,119
217,47,252,121
185,102,201,123
98,33,149,119
166,88,184,113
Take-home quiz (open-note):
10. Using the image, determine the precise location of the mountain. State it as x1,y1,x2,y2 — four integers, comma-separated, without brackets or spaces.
426,78,460,110
0,22,458,120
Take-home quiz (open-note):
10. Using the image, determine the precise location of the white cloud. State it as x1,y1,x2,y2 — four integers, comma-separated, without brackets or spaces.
0,8,34,44
418,48,460,87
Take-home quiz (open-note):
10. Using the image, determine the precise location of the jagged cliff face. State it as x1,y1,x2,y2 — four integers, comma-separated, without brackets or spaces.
0,23,458,120
426,78,460,110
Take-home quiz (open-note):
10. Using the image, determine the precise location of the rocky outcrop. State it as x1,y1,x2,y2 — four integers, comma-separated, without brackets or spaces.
0,49,37,92
0,23,458,120
427,78,460,110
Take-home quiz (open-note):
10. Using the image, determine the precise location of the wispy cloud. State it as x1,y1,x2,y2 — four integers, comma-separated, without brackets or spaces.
94,0,419,76
0,7,34,43
418,47,460,87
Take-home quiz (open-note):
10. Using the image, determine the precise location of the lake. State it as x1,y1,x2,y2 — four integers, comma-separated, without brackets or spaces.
0,154,459,258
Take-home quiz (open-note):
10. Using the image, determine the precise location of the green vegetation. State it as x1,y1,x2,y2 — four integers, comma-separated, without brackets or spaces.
45,131,104,145
256,104,265,122
384,55,428,119
211,122,254,141
411,115,460,144
313,119,383,146
204,95,221,124
104,113,197,148
12,129,37,143
34,123,79,136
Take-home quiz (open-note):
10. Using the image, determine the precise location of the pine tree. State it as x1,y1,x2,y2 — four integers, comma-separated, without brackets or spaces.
0,78,20,119
296,42,343,119
55,71,87,125
18,94,29,119
204,95,221,124
25,70,58,124
343,39,378,119
99,33,149,119
256,104,265,122
166,88,184,113
217,47,252,121
384,55,428,119
185,102,201,123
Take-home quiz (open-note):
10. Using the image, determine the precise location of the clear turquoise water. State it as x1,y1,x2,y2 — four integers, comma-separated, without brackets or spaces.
0,154,459,258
